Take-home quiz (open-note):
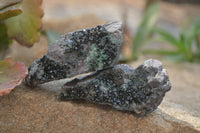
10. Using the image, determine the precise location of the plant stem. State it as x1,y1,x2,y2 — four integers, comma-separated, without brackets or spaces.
196,35,200,56
0,51,6,60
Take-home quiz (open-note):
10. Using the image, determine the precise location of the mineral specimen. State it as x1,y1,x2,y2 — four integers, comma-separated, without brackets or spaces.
25,21,123,86
58,59,171,116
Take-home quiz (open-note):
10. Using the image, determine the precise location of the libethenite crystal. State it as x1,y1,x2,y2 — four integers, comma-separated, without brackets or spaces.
25,21,123,86
25,22,171,116
58,59,171,116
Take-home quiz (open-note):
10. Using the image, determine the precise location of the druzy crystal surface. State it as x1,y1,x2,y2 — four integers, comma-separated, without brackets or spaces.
25,21,171,116
25,21,123,86
58,59,171,116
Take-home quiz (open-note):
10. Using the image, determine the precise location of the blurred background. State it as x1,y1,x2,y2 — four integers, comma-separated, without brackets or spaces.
6,0,200,64
1,0,200,130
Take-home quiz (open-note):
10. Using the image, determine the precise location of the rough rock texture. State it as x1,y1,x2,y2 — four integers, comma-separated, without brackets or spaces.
0,85,199,133
59,59,171,116
25,21,123,86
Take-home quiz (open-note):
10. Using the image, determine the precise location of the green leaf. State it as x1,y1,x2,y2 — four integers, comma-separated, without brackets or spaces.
196,34,200,55
132,3,159,59
0,4,22,20
4,0,43,47
0,0,22,10
178,17,200,61
153,27,180,47
0,22,13,59
45,30,60,44
0,22,9,52
0,58,27,96
145,17,200,62
186,17,200,47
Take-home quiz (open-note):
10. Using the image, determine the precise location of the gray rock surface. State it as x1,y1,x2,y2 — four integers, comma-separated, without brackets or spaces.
25,21,123,86
58,59,171,116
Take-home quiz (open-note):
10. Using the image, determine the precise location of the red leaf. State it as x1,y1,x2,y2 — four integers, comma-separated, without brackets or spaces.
0,58,27,96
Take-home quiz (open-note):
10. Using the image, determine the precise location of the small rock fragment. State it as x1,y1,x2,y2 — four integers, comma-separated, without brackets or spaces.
58,59,171,116
25,21,123,86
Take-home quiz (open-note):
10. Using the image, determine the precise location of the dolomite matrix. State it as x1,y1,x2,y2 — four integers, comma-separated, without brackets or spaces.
25,21,123,86
58,59,171,116
25,21,171,116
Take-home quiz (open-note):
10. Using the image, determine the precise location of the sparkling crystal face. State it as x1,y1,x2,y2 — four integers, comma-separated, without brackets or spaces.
59,60,171,116
25,21,171,116
25,22,122,86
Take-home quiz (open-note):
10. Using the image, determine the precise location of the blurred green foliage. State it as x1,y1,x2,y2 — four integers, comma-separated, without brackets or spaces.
132,1,200,62
132,3,159,60
42,30,60,44
147,18,200,62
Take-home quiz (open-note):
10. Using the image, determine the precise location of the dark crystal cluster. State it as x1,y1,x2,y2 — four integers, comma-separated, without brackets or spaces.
25,21,122,86
26,21,171,116
59,60,171,116
63,26,108,53
60,25,118,71
25,56,70,86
